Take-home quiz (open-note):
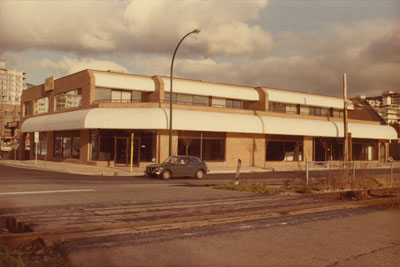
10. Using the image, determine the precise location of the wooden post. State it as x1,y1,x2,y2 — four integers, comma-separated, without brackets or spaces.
306,159,309,186
235,159,241,185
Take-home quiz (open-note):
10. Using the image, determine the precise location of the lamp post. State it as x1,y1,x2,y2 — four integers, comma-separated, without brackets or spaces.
169,29,200,156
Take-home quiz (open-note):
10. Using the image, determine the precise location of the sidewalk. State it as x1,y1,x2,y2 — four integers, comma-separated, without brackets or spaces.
1,159,398,177
0,160,274,176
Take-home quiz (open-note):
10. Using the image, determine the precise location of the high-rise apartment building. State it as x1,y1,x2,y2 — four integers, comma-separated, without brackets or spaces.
366,91,400,123
0,60,27,152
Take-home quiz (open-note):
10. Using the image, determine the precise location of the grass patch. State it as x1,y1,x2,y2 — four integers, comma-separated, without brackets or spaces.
210,174,387,195
211,182,286,195
0,240,69,267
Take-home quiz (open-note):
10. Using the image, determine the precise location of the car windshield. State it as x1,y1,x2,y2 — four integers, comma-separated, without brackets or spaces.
163,156,179,164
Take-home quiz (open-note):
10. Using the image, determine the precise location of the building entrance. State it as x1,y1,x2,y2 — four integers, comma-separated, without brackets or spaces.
115,137,139,166
93,130,155,166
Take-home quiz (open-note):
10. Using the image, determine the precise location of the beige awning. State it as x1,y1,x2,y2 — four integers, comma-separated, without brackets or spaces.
21,108,397,140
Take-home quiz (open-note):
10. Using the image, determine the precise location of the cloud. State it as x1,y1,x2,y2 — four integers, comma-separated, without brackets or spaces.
35,57,128,75
0,0,271,56
0,1,123,53
1,1,399,97
129,18,400,97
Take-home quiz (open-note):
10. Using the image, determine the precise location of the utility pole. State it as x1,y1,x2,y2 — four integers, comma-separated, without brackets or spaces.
343,73,349,163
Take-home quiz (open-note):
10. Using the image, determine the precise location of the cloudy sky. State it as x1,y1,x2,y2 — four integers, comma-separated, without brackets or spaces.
0,0,399,97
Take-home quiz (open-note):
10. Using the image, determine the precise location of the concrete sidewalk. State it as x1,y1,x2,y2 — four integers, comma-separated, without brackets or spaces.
0,160,275,176
1,159,398,177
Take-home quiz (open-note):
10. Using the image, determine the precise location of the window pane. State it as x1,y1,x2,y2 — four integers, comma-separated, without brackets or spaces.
193,95,208,106
177,94,193,104
56,89,82,110
266,142,284,161
72,137,80,159
300,106,310,115
286,104,297,114
212,98,226,107
34,97,49,114
321,108,329,116
202,139,225,161
55,137,63,157
140,135,156,162
132,91,142,102
233,100,242,109
111,90,121,102
91,130,99,160
63,137,72,158
121,91,131,102
164,92,177,102
95,88,111,102
24,101,32,116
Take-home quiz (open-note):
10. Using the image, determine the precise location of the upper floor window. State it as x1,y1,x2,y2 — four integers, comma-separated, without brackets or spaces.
23,101,32,116
270,102,340,118
332,109,344,118
95,87,146,103
165,93,209,106
56,89,82,111
269,102,297,114
212,97,253,110
34,97,49,115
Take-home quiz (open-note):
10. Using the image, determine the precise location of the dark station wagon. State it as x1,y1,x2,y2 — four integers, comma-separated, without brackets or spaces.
145,156,208,179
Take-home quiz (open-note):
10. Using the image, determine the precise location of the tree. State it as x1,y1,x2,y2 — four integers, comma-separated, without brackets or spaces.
179,130,197,156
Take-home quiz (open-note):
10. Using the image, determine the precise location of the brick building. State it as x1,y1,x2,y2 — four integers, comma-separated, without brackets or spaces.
19,69,396,167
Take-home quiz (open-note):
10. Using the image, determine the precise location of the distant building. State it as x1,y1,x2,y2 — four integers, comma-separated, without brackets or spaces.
366,91,400,123
19,69,396,166
0,60,27,152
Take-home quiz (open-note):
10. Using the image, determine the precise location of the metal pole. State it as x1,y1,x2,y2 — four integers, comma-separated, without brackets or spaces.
130,133,134,173
169,29,200,157
343,73,349,164
35,142,38,166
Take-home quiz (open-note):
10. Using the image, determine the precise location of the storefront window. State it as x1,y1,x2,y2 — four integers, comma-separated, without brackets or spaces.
178,131,225,161
36,132,47,156
90,130,99,160
352,141,378,161
140,132,156,162
266,136,303,161
314,138,344,161
54,131,80,159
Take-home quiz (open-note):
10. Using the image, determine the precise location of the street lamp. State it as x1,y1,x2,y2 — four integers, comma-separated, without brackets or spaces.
169,28,200,156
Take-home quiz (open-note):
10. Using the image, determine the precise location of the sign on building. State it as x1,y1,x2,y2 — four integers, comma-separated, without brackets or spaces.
44,76,54,91
34,132,39,143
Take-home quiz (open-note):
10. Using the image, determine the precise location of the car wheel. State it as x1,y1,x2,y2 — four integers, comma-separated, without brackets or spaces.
161,170,171,180
194,169,205,179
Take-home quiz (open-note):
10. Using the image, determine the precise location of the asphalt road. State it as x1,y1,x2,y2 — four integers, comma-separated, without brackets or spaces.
1,164,399,266
0,165,256,210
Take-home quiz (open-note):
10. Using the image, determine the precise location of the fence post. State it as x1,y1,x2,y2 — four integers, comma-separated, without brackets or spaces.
306,159,309,186
352,161,356,182
234,159,241,185
390,163,393,188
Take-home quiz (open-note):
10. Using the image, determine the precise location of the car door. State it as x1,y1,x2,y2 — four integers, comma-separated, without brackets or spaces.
172,157,187,177
186,157,199,176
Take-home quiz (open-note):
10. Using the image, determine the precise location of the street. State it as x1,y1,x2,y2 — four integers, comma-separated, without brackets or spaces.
1,164,400,266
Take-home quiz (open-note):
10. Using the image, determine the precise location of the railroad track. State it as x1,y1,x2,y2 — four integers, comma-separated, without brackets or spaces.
1,188,399,248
